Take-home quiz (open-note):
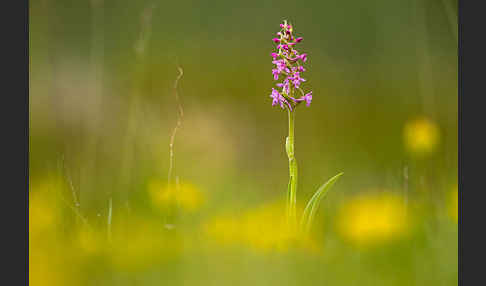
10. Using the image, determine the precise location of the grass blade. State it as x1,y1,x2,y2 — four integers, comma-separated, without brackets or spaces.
108,197,113,242
301,172,343,233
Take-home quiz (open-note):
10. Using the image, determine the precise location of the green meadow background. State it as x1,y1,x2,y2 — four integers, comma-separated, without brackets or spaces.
29,0,457,285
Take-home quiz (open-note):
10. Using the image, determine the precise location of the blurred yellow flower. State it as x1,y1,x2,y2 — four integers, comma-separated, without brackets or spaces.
202,201,319,253
148,180,204,212
108,217,182,271
30,178,78,286
336,193,409,248
29,194,58,236
76,227,104,255
403,117,440,156
30,253,63,286
448,185,458,223
30,248,78,286
29,178,63,237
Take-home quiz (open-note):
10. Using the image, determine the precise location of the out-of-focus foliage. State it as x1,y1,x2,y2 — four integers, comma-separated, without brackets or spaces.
448,185,458,223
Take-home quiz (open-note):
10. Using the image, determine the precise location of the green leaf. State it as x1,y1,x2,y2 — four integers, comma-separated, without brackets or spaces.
300,172,343,233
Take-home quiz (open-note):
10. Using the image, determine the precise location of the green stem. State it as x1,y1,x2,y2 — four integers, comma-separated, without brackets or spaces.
107,197,112,243
286,109,298,227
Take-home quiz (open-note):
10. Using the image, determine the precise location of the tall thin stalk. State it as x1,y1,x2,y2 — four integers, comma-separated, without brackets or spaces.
107,197,112,242
165,66,184,228
286,109,298,227
168,67,184,186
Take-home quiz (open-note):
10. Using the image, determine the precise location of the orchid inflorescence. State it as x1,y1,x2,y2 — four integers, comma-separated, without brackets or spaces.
267,20,342,235
270,20,312,111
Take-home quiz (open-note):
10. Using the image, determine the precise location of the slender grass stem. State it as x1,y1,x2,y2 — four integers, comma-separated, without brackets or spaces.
107,197,112,242
166,66,184,228
168,67,184,186
286,109,298,227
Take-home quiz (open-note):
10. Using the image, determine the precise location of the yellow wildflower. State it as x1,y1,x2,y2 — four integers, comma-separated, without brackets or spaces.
148,180,204,212
29,194,58,236
403,117,440,156
108,217,182,271
336,192,409,248
30,254,63,286
202,201,320,253
76,227,104,255
29,178,64,237
30,248,78,286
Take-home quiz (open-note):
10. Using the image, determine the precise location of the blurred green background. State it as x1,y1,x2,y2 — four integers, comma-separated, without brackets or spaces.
29,0,457,285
